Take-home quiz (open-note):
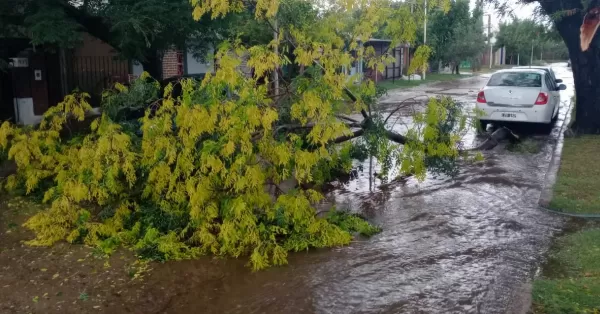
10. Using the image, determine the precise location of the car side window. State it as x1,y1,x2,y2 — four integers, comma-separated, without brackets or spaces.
544,75,553,90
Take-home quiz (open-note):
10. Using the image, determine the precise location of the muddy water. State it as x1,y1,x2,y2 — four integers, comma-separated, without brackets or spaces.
152,64,573,314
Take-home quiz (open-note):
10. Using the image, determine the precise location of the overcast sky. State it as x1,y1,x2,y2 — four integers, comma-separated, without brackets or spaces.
470,0,540,32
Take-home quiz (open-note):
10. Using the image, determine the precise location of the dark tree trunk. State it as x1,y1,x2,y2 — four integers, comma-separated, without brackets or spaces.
141,51,163,80
455,64,460,75
555,12,600,134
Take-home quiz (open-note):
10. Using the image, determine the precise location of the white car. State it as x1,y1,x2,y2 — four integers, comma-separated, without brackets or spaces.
476,69,566,129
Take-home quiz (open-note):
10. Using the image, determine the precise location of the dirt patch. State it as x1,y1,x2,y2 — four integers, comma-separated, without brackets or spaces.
0,196,169,314
0,195,303,314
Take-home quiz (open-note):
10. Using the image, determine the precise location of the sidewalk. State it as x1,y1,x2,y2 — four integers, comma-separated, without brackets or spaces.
376,73,472,91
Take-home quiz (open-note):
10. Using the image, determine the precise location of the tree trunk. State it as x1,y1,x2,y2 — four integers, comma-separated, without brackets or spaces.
556,13,600,134
455,64,460,75
141,51,163,80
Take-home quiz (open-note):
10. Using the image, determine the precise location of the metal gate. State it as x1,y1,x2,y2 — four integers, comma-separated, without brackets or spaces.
63,55,130,107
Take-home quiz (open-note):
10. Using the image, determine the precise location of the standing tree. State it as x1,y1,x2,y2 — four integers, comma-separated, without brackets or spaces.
428,0,486,74
494,18,559,65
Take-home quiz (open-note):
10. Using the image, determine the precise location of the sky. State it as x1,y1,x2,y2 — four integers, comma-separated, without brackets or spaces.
470,0,540,32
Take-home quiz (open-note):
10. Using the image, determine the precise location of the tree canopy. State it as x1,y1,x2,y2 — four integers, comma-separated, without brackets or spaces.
494,18,567,64
428,0,487,72
0,0,246,77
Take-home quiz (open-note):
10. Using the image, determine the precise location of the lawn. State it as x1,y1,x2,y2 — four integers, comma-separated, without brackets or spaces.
532,135,600,313
376,73,472,90
532,227,600,313
549,136,600,214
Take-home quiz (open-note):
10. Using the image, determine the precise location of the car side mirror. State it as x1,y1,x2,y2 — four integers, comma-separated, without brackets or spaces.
555,79,563,83
557,84,567,91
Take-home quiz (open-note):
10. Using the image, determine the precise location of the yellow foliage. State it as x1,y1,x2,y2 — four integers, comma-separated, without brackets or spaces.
408,45,433,75
0,0,464,271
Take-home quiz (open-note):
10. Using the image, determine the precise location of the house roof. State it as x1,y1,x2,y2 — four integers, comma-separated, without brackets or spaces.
358,38,410,47
365,38,392,43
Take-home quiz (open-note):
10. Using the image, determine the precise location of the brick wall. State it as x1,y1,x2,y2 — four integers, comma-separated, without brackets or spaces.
162,49,184,79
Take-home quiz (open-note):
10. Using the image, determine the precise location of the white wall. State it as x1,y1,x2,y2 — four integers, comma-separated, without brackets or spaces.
186,51,214,75
131,49,215,76
132,60,144,76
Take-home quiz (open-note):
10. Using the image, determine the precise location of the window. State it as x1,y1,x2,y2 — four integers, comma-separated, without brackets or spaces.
543,72,557,90
487,72,542,87
544,75,553,89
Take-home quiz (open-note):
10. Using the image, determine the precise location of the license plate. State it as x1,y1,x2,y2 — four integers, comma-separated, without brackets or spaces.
501,113,517,118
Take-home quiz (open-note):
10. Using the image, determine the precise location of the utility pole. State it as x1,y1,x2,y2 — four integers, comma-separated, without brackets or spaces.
488,14,492,69
408,1,427,80
530,40,534,66
423,0,427,80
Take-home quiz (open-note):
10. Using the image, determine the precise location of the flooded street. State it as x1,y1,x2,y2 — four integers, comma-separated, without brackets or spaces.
132,63,574,314
0,65,574,314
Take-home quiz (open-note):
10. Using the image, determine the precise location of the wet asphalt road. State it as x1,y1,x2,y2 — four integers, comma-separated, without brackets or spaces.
154,64,574,314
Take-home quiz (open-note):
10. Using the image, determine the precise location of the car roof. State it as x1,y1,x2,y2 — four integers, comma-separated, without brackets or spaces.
512,65,551,69
493,68,547,75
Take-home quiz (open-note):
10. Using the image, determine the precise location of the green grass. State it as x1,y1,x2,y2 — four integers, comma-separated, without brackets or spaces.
376,73,471,90
533,228,600,313
567,96,576,131
549,136,600,214
533,136,600,313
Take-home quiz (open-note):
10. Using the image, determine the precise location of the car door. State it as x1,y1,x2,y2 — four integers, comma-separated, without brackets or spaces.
549,68,562,83
545,74,560,116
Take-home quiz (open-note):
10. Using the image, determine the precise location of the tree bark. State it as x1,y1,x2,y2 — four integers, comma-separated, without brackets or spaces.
455,64,460,75
555,12,600,134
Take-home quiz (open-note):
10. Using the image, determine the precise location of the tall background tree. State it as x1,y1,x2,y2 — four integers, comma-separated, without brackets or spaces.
494,18,567,65
428,0,487,74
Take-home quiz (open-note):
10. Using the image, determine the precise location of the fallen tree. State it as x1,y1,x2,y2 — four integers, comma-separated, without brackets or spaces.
0,0,482,270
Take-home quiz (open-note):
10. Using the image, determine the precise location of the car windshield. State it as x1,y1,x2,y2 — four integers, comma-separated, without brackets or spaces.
487,72,542,87
516,67,554,78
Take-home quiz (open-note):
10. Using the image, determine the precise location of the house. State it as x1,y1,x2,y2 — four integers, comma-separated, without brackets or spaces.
2,34,135,125
2,34,218,125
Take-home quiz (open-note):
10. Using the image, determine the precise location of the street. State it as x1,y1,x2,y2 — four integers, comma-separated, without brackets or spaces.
0,64,574,314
